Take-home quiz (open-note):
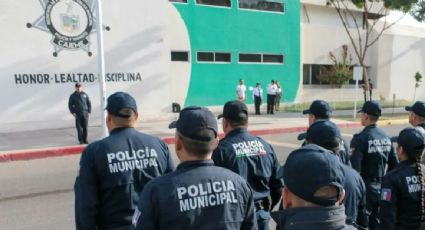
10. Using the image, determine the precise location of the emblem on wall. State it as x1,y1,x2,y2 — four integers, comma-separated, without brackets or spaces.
27,0,110,57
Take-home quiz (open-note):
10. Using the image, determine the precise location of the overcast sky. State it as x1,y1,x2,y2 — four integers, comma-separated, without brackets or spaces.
387,11,425,28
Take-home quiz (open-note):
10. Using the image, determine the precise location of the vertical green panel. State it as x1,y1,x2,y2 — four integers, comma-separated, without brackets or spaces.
173,0,300,106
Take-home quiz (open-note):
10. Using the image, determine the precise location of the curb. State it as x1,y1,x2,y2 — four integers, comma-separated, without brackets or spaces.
0,120,403,163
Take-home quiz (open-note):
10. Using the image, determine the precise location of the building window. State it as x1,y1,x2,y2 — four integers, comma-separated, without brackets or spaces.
263,54,284,63
239,53,262,63
196,0,231,7
171,51,189,62
239,0,284,13
169,0,188,3
239,53,284,64
197,52,231,63
303,64,358,85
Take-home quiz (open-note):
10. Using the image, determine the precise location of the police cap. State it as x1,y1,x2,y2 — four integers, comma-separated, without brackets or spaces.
302,100,331,118
394,127,425,154
405,101,425,117
106,92,138,118
217,100,248,121
306,120,341,150
169,106,218,142
283,144,345,207
358,100,381,117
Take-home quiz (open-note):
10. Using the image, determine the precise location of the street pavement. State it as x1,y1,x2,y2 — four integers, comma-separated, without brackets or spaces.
0,124,409,230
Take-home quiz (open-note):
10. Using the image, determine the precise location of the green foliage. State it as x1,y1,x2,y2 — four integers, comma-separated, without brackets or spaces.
318,45,353,88
411,0,425,22
414,72,422,88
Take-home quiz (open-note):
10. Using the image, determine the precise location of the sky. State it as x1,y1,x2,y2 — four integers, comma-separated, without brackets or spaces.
386,10,425,28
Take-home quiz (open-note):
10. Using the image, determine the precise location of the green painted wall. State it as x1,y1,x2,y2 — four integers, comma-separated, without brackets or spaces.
173,0,300,106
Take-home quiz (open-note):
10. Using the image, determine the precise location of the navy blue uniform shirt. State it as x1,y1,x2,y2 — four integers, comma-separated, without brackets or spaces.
132,160,257,230
212,128,283,207
75,127,175,230
68,91,91,114
350,124,398,179
379,160,425,229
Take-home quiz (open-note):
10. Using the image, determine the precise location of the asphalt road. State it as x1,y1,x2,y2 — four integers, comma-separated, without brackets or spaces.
0,124,407,230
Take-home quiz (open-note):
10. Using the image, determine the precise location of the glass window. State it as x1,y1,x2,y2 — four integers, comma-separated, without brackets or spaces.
239,0,284,13
196,0,231,7
171,51,189,62
197,52,214,62
239,53,262,63
263,54,284,63
215,53,231,62
169,0,188,3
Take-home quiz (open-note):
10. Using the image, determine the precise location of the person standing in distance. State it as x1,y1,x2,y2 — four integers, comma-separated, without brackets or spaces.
305,120,368,228
300,100,351,166
68,83,91,144
213,100,283,230
379,128,425,229
237,79,247,102
266,80,277,114
75,92,175,230
406,101,425,130
252,83,263,115
271,144,355,229
350,100,399,230
132,106,257,230
274,81,282,112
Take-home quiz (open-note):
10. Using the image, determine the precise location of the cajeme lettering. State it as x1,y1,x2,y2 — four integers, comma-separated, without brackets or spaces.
177,180,238,212
107,147,158,173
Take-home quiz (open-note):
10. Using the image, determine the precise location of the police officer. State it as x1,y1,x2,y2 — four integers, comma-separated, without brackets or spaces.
350,100,399,230
379,128,425,229
131,106,257,230
406,101,425,130
271,144,355,229
305,120,368,228
300,100,351,166
74,92,175,230
68,83,91,144
212,100,283,230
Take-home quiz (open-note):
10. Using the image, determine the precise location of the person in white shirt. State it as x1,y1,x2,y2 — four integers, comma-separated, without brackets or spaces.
252,83,263,115
267,80,277,114
236,79,246,102
275,81,283,111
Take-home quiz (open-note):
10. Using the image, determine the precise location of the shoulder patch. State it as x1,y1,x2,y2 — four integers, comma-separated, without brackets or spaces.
350,148,355,156
381,188,392,201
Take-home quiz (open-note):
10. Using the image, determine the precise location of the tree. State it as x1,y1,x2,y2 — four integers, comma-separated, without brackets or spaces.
411,0,425,22
413,72,422,100
319,45,353,88
328,0,418,101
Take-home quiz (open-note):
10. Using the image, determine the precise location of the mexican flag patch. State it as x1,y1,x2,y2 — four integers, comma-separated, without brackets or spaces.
381,188,392,201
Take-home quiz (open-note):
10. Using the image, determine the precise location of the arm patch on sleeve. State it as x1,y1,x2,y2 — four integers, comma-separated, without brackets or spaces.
381,188,392,201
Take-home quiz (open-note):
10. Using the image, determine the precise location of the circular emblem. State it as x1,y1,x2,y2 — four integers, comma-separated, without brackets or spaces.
44,0,93,50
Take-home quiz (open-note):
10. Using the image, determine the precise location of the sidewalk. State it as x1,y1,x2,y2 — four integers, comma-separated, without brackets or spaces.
0,107,409,162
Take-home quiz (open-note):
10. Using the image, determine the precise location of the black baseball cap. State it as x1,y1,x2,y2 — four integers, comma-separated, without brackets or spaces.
75,83,82,87
169,106,218,142
405,101,425,117
283,144,345,207
358,101,381,117
302,100,331,118
283,144,345,206
106,92,138,118
306,120,342,150
394,127,425,154
217,100,248,121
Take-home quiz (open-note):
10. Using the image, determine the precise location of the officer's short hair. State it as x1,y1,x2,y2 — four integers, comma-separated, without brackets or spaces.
177,131,215,156
110,108,137,126
368,114,379,122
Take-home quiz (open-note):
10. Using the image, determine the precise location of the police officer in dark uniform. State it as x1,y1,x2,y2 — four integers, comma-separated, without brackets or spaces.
379,128,425,229
406,101,425,130
68,83,91,144
300,100,351,166
74,92,175,230
271,144,356,230
131,106,257,230
350,100,399,230
305,120,368,228
212,100,283,230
